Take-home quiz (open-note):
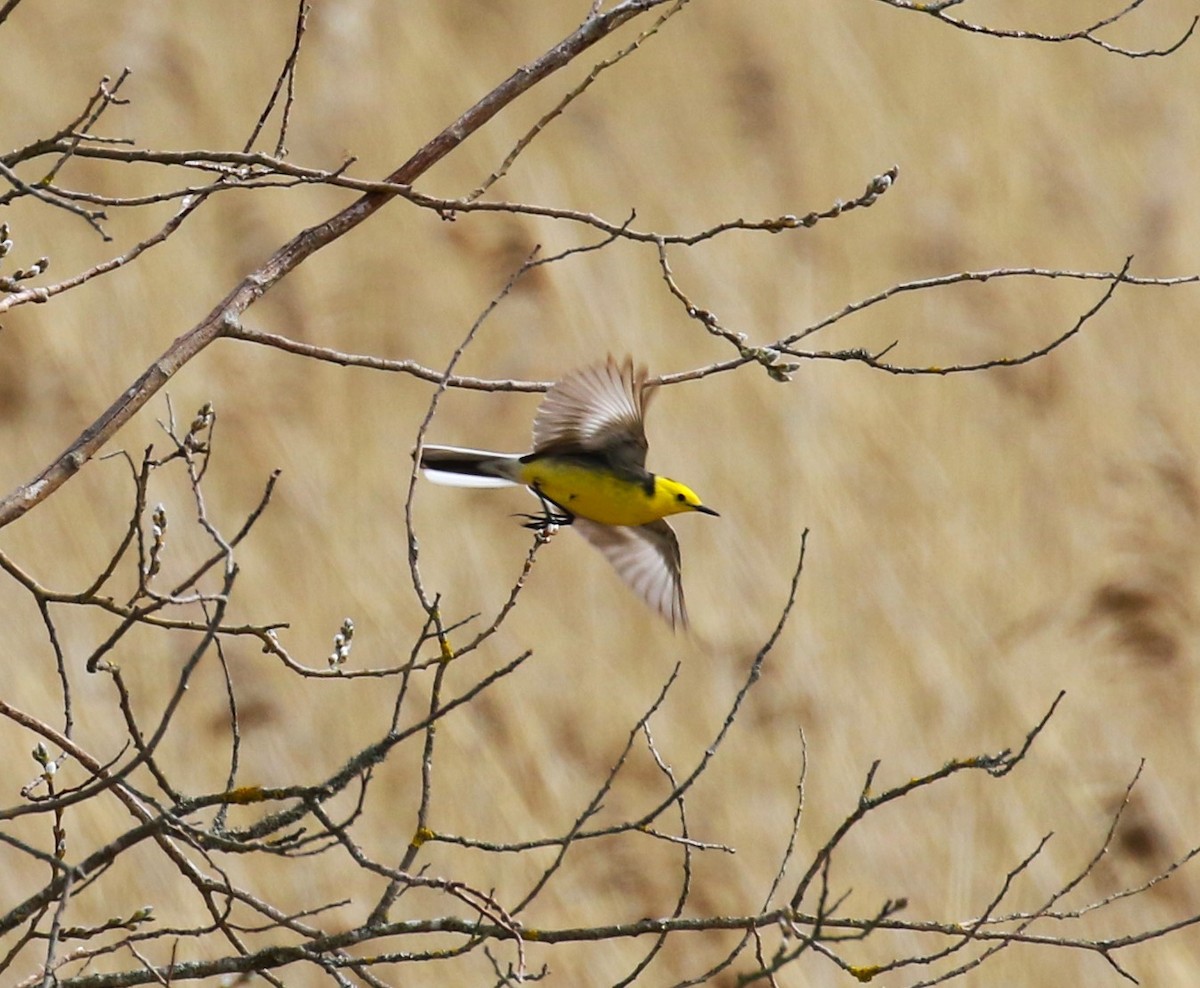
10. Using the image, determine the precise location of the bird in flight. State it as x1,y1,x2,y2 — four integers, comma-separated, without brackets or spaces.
418,355,718,628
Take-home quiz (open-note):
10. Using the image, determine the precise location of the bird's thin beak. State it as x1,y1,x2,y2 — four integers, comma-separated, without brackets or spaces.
694,504,720,517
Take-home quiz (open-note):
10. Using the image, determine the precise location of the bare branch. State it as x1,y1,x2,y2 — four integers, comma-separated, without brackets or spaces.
877,0,1197,57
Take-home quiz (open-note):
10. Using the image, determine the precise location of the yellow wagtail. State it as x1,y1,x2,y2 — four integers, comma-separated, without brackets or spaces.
418,355,718,629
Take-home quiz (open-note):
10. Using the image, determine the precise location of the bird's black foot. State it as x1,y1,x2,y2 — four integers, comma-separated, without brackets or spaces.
516,489,574,532
516,509,574,532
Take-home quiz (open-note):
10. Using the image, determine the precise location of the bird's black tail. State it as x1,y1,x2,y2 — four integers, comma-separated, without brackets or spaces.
417,445,523,488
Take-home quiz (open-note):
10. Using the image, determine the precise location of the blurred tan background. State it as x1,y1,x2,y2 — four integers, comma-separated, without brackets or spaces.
3,1,1200,984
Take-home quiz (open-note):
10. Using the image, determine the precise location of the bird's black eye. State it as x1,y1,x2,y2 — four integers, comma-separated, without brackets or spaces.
676,492,686,502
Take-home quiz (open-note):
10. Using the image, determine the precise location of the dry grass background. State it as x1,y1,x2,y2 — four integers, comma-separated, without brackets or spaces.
3,1,1200,984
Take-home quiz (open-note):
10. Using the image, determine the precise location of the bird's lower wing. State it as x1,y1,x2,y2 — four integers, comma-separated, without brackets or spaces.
571,518,687,630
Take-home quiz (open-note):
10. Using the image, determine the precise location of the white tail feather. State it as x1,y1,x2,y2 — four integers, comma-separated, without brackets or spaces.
421,470,516,489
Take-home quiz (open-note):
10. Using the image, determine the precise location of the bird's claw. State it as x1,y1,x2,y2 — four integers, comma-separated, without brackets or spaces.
515,511,573,532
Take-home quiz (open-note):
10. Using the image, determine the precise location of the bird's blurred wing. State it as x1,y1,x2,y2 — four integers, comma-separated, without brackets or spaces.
572,518,687,630
532,355,654,471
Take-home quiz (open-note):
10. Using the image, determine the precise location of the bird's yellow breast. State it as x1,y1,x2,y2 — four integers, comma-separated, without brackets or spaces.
517,459,680,526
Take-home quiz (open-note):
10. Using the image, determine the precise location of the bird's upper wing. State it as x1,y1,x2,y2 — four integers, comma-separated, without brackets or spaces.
571,518,687,630
531,355,656,472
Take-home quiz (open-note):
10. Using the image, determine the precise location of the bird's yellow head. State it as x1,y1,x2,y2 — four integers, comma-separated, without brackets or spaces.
654,476,720,518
